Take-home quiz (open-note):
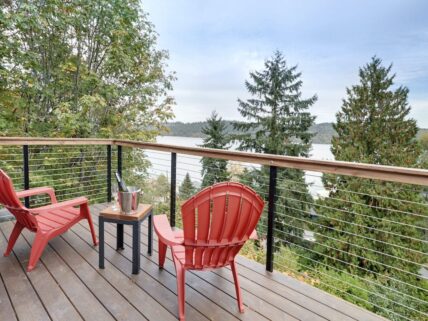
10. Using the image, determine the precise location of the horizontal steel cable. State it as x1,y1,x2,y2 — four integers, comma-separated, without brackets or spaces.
269,225,426,284
271,245,427,319
266,220,427,269
274,207,427,257
273,199,428,245
270,217,428,294
273,191,428,231
272,260,416,321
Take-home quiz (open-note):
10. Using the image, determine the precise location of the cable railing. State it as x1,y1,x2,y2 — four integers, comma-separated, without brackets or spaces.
0,144,116,207
0,137,427,321
138,147,428,321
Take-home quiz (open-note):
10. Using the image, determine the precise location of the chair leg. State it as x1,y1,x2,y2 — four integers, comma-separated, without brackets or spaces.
83,203,98,246
4,222,24,256
27,233,48,272
231,260,244,313
176,267,186,321
158,240,167,268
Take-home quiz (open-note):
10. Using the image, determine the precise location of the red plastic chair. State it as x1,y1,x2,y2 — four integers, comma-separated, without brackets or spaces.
0,169,98,271
154,182,265,321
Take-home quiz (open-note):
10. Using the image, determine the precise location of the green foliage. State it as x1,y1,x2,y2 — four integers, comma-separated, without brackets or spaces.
314,57,428,320
179,173,196,200
315,266,428,321
315,267,375,311
199,111,230,187
233,51,317,244
233,50,316,156
0,0,174,202
1,0,174,139
142,174,170,215
332,57,420,166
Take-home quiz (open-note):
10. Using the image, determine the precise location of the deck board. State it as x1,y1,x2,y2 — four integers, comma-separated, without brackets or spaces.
0,228,50,321
0,203,388,321
0,259,18,321
1,222,84,321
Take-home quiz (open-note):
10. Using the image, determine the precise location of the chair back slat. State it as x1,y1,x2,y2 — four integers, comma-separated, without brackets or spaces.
208,191,227,242
181,182,264,269
221,187,243,242
0,170,37,231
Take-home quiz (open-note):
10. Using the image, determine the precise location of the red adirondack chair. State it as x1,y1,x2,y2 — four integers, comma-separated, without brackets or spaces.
0,169,98,271
154,182,265,321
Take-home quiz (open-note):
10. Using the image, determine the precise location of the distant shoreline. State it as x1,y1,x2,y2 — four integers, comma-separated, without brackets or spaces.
164,121,337,144
158,135,332,146
164,121,427,145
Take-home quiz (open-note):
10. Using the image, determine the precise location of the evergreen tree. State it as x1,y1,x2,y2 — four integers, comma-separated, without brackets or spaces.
313,57,427,320
179,173,196,200
233,51,317,244
199,111,230,187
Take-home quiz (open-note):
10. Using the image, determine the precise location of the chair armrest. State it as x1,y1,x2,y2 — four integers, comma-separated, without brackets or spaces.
30,197,88,215
17,187,57,204
153,214,184,246
249,229,258,240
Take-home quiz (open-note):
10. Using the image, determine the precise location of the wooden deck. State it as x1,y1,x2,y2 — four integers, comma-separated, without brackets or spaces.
0,203,387,321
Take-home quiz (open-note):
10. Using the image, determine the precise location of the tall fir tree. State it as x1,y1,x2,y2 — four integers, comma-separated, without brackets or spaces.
179,173,196,200
199,111,230,187
313,57,427,320
233,51,317,244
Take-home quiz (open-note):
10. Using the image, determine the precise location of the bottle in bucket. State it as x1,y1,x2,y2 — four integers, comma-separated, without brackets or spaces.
115,172,128,192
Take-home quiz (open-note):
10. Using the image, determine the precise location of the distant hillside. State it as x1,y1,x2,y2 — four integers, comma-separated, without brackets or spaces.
165,121,428,145
165,121,336,144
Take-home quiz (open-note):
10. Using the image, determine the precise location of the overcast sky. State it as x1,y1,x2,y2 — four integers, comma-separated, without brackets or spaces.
144,0,428,127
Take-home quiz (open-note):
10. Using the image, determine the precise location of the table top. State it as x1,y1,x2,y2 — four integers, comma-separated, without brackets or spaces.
99,204,153,221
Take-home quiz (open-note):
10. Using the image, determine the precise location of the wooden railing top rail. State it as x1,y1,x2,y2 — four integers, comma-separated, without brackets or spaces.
0,137,114,145
1,137,427,186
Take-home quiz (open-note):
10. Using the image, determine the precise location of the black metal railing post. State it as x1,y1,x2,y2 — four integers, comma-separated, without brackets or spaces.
117,145,122,176
116,144,124,249
266,165,277,272
23,145,30,208
107,145,112,202
170,152,177,227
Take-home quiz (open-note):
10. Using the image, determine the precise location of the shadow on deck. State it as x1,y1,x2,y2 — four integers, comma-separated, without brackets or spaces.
0,203,387,321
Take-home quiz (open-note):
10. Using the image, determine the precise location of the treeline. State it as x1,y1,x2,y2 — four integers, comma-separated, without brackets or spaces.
165,121,428,144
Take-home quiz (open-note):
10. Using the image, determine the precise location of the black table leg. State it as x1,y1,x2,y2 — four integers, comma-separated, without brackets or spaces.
132,222,141,274
99,216,105,269
148,211,153,255
117,223,124,250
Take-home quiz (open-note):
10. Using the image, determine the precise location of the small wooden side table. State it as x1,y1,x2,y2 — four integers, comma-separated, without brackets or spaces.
98,204,153,274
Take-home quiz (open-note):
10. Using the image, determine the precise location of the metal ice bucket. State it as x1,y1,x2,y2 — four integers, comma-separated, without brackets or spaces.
118,186,141,214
